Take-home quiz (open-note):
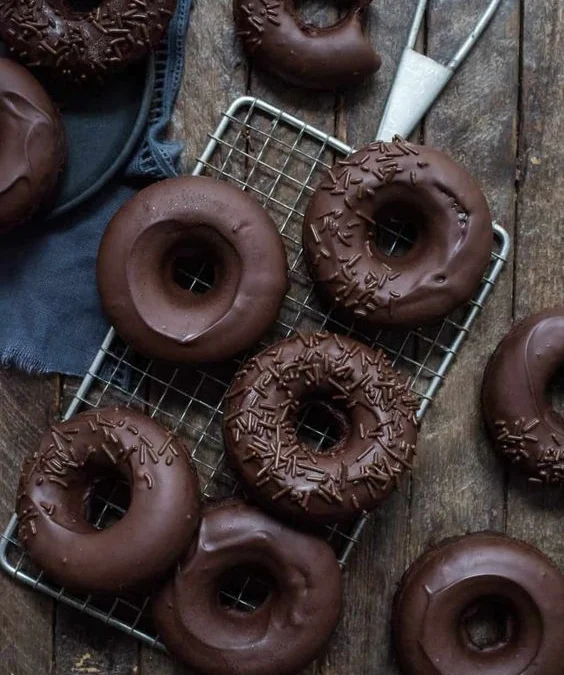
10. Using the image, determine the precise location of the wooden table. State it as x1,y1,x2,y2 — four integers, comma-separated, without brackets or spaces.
1,1,563,673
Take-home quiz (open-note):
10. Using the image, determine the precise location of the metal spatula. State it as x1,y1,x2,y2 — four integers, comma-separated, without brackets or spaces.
376,0,503,141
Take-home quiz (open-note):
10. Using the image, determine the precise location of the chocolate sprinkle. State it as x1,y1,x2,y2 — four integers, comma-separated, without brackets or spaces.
224,332,418,524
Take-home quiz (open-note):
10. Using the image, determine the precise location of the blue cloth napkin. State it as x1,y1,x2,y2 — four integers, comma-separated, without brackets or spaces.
0,0,192,376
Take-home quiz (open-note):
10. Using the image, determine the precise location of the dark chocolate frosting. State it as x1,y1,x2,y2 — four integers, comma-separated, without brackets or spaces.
0,57,66,233
17,406,201,594
97,176,288,365
393,532,564,675
303,137,493,327
0,0,176,83
233,0,381,90
223,332,419,525
482,307,564,483
152,500,342,675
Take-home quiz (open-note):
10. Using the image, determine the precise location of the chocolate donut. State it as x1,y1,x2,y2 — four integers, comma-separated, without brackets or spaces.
0,0,175,84
0,58,66,233
17,406,201,594
303,137,493,327
482,307,564,484
393,533,564,675
233,0,381,90
97,177,288,364
152,501,342,675
223,332,419,525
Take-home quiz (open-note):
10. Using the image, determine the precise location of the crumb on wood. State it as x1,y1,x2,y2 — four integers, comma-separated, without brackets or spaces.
72,651,100,673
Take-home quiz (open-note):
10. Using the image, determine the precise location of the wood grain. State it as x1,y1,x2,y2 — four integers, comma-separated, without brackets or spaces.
4,0,564,673
172,0,248,172
408,0,519,539
397,14,520,675
506,0,564,566
325,2,420,674
0,371,57,675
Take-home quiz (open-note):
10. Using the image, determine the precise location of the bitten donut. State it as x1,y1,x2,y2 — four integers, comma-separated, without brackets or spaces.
482,307,564,483
152,501,342,675
223,332,419,525
17,406,201,594
97,176,288,364
0,58,66,233
393,533,564,675
233,0,381,90
303,137,493,327
0,0,175,84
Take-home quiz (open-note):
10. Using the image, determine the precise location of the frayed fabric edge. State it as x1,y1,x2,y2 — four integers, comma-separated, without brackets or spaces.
0,347,66,376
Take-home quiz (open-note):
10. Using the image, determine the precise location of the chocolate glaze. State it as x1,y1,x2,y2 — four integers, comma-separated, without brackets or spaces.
393,532,564,675
152,500,342,675
303,137,493,327
482,307,564,483
0,0,176,84
97,176,288,364
223,332,419,525
233,0,381,90
16,406,201,594
0,58,65,233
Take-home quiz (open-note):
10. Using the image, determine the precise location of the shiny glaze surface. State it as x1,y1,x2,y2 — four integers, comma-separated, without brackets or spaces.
303,138,493,326
482,307,564,483
233,0,380,90
393,532,564,675
0,0,176,83
152,501,342,675
97,176,288,364
0,58,65,233
223,332,418,525
17,406,201,594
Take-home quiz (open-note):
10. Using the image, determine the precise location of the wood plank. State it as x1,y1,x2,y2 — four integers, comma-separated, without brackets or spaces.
171,0,248,173
340,0,419,145
405,0,520,672
0,371,57,675
507,0,564,566
322,3,421,674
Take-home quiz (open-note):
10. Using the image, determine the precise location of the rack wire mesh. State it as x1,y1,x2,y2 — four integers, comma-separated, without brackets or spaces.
0,96,510,650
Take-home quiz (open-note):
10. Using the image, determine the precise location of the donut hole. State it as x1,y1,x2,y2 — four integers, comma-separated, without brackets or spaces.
460,596,516,652
217,564,274,612
548,365,564,420
172,254,216,295
295,397,350,453
371,202,423,257
85,469,131,530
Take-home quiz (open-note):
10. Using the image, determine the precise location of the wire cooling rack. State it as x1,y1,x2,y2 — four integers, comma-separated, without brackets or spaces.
0,96,510,649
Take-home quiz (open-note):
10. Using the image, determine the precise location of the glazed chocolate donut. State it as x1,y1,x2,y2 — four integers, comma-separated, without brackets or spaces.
233,0,381,90
303,137,493,327
393,533,564,675
17,406,201,594
97,176,288,365
223,332,419,525
0,0,175,84
152,501,342,675
0,58,66,233
482,307,564,484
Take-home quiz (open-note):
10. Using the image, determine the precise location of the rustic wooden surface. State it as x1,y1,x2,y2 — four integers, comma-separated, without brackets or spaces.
1,0,563,673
